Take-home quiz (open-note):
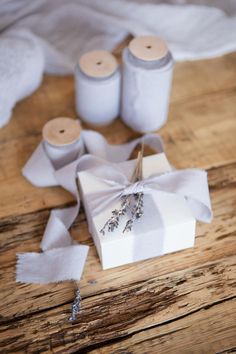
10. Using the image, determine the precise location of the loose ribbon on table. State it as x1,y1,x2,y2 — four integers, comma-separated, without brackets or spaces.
84,162,212,223
16,130,164,283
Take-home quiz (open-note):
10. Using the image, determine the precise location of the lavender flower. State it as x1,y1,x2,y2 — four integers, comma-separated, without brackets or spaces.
123,192,144,233
100,195,130,235
68,288,82,322
100,146,144,236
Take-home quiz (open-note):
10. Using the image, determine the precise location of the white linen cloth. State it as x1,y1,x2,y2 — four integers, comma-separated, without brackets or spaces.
0,0,236,127
0,29,44,127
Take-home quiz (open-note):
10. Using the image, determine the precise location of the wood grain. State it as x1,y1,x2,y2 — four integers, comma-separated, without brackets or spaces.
0,257,235,353
87,299,236,354
0,44,236,353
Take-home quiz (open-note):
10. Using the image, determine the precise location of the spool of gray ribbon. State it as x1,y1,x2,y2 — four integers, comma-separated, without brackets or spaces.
42,117,84,169
121,36,174,133
75,50,121,126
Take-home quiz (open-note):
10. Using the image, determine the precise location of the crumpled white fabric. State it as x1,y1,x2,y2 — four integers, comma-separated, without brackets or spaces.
0,29,44,127
17,130,164,283
0,0,236,127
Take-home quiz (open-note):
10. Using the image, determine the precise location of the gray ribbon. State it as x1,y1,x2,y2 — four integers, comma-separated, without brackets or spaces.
85,164,212,223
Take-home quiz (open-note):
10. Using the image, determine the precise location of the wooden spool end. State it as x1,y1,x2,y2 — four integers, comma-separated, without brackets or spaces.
129,36,168,61
42,117,81,147
79,50,118,78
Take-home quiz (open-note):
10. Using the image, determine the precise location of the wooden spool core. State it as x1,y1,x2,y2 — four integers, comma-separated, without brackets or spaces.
42,117,81,147
79,50,118,78
129,36,168,61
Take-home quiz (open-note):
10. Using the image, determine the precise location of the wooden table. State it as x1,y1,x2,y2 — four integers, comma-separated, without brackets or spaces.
0,44,236,353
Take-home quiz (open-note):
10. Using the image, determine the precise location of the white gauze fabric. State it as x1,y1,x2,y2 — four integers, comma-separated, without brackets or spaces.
0,29,44,127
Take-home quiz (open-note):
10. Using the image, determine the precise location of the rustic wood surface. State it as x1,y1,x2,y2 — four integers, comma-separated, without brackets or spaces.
0,41,236,353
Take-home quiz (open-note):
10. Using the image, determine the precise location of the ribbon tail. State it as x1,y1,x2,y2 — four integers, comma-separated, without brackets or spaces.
185,195,212,223
141,134,164,154
16,245,89,284
19,153,85,284
22,142,58,187
41,205,79,251
147,169,213,223
82,130,164,162
177,171,212,223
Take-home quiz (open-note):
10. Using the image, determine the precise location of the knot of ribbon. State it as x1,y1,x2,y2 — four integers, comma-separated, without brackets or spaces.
121,180,146,196
85,164,212,223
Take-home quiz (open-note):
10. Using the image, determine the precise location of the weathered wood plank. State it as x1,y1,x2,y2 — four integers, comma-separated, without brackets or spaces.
0,256,235,353
0,53,236,219
87,299,236,354
218,347,236,354
0,162,235,323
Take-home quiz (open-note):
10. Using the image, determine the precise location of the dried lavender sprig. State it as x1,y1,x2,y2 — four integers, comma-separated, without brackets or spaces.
123,146,144,233
134,192,144,219
123,192,144,233
68,287,82,322
100,144,144,235
100,195,131,235
123,218,134,233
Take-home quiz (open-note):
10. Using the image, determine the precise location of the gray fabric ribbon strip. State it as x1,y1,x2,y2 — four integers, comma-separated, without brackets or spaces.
85,163,212,223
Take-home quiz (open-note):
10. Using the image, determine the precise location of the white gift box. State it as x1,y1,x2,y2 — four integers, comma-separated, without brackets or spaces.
78,153,196,269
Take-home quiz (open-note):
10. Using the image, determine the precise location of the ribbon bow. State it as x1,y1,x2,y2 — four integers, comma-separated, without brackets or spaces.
85,163,212,223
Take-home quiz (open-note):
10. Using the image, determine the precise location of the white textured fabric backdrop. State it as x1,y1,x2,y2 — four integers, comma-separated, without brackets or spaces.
1,0,236,73
0,0,236,126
